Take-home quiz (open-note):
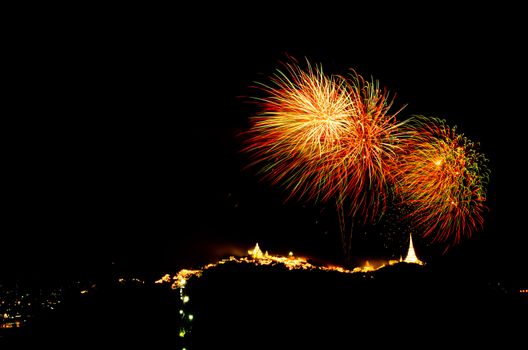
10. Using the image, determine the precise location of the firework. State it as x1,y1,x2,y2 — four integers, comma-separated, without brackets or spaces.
242,58,409,258
393,116,489,245
243,59,408,226
328,70,408,221
242,58,353,204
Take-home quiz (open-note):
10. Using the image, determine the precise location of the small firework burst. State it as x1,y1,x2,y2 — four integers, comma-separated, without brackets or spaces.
394,116,489,245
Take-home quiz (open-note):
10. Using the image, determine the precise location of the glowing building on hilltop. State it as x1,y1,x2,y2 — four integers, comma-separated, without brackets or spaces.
248,243,268,259
404,234,424,265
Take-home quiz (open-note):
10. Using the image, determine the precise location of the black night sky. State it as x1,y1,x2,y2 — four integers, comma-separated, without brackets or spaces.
3,7,527,288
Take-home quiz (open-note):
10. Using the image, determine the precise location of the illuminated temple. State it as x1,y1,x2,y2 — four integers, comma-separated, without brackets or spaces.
157,239,426,291
403,234,424,265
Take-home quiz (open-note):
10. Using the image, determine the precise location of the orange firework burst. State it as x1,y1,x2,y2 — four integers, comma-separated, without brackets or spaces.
327,70,408,221
243,58,408,227
242,58,354,203
394,116,489,245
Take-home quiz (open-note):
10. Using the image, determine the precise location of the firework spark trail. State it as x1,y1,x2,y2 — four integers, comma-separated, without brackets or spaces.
243,59,354,204
393,116,489,245
326,70,408,222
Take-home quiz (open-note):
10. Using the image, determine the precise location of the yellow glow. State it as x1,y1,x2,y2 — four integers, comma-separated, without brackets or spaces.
158,243,425,290
0,320,22,329
172,269,202,289
352,260,376,273
80,290,89,294
159,243,360,290
155,274,171,284
182,296,190,303
248,243,264,259
179,329,186,337
434,159,442,166
188,314,194,321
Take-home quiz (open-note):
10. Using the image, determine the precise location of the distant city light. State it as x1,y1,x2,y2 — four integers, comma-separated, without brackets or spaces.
0,279,141,330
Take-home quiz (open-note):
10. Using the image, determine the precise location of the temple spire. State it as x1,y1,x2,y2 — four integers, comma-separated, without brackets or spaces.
248,243,264,259
404,234,424,265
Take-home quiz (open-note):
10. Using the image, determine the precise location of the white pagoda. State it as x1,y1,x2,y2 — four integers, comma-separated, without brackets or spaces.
404,234,424,265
